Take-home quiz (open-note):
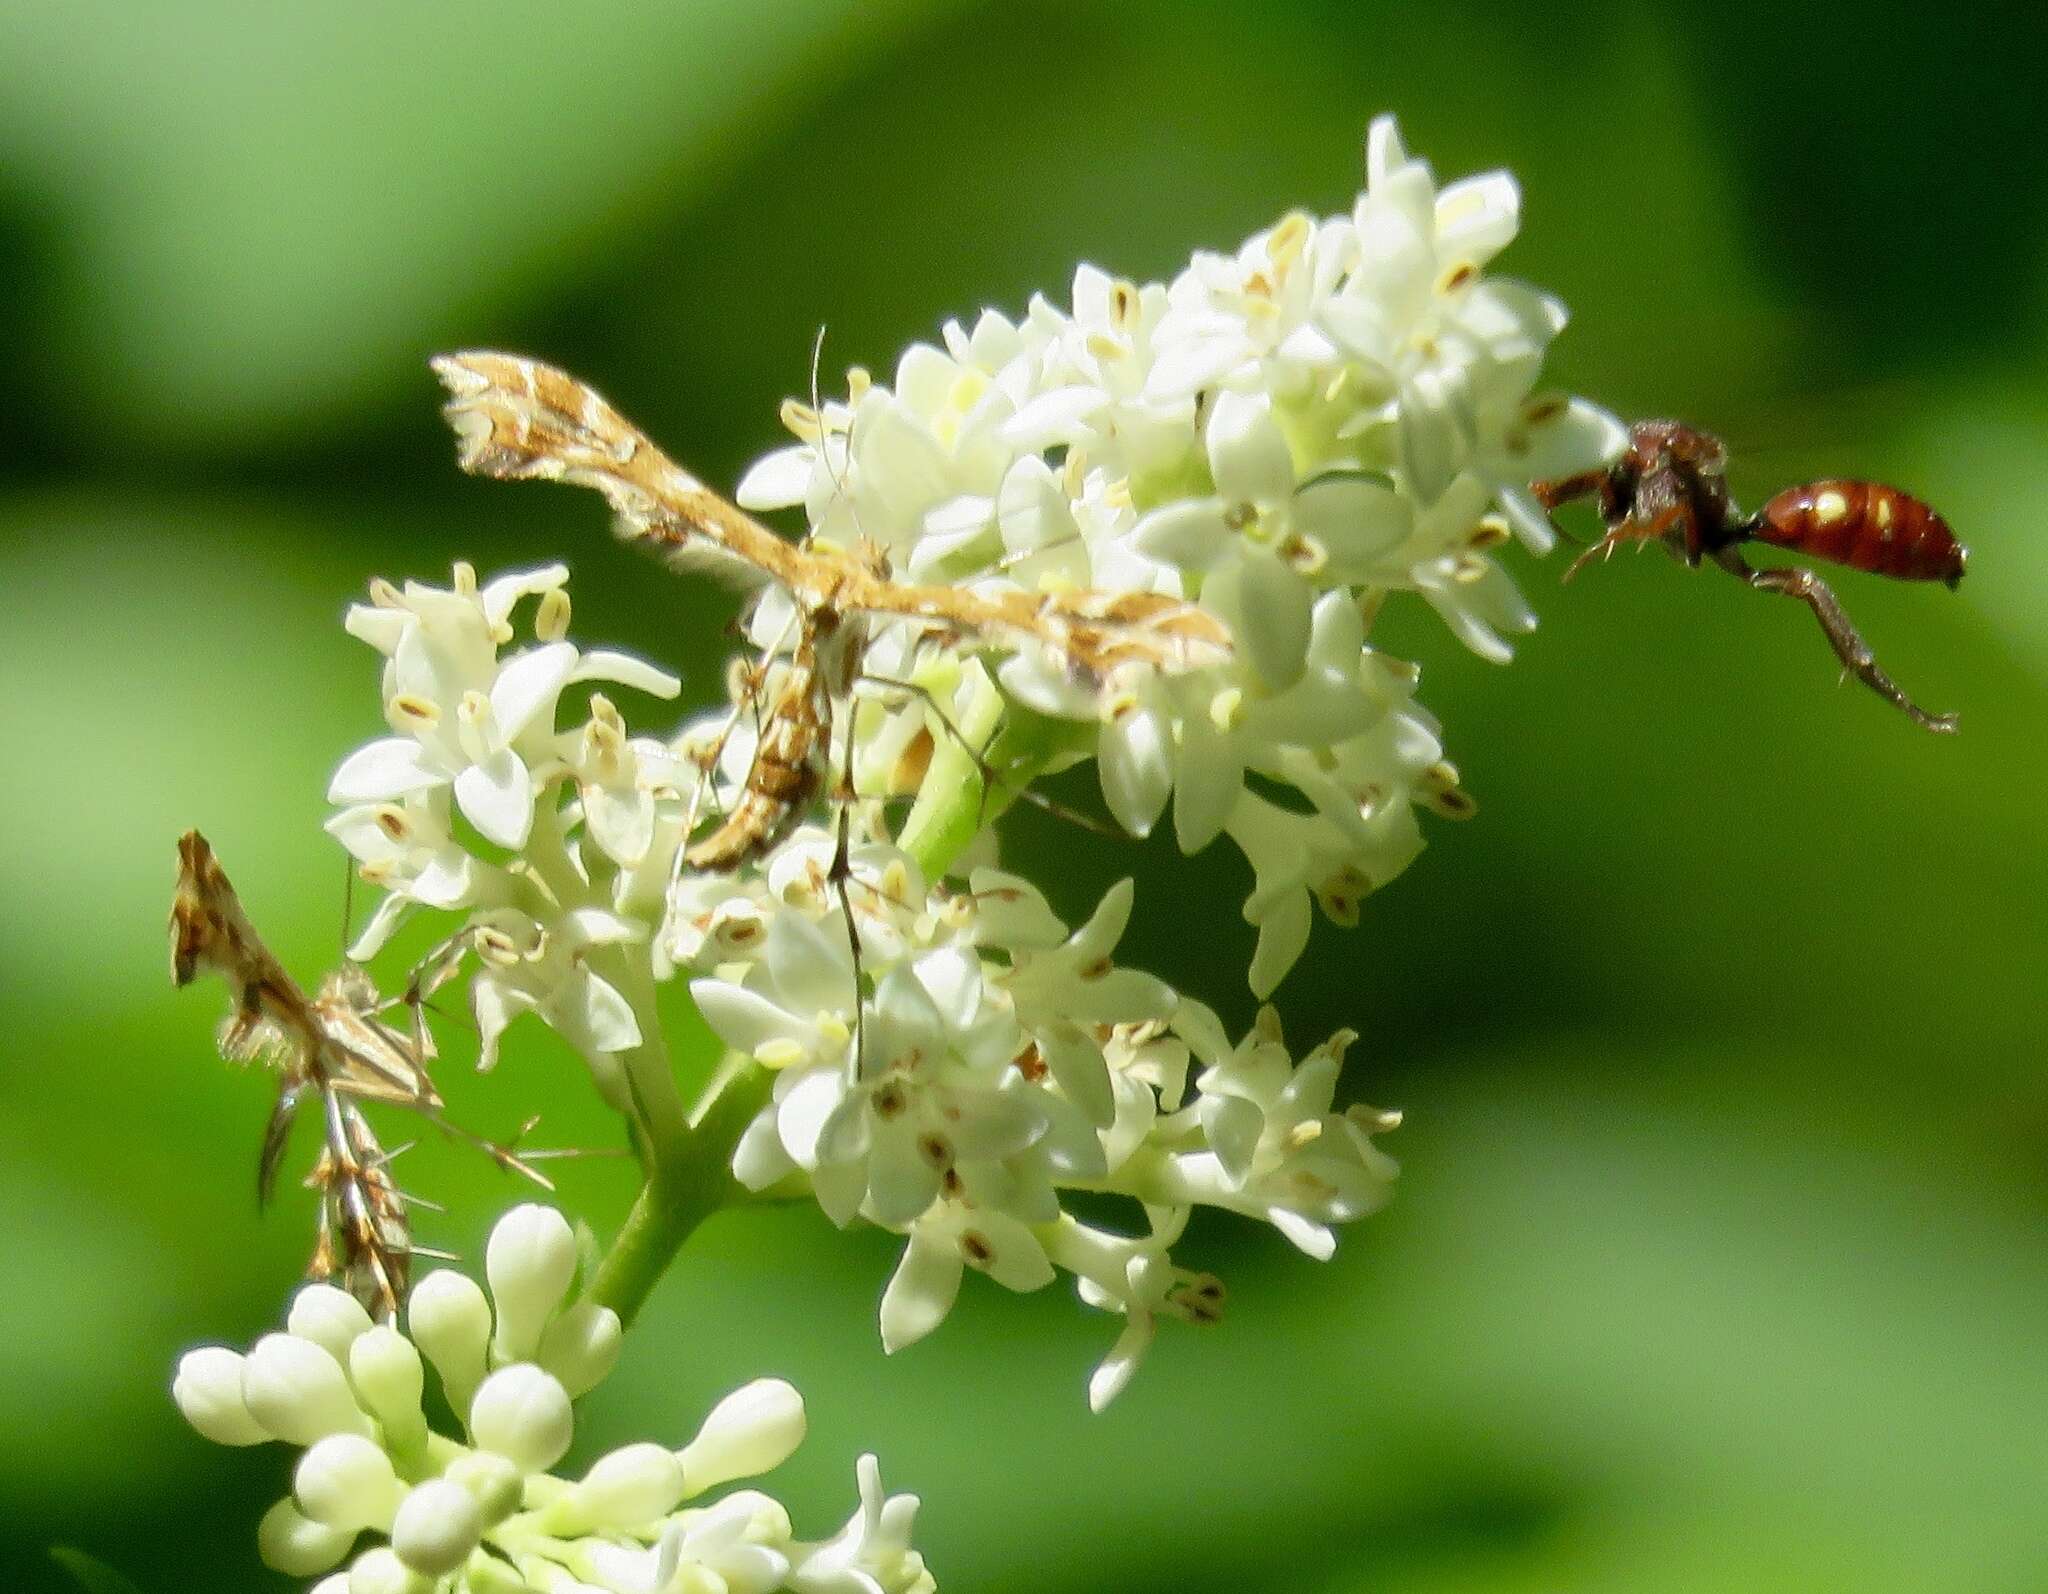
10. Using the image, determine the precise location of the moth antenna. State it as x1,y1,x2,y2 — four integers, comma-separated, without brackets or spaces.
517,1144,635,1161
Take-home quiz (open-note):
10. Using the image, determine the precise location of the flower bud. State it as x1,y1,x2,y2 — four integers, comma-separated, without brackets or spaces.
309,1577,351,1594
173,1346,268,1445
442,1450,524,1527
390,1478,483,1576
571,1442,686,1529
677,1378,806,1493
288,1284,375,1365
295,1434,402,1532
257,1496,355,1577
242,1334,372,1445
468,1363,573,1473
348,1327,428,1452
407,1270,491,1414
486,1204,578,1363
535,1300,621,1398
348,1546,433,1594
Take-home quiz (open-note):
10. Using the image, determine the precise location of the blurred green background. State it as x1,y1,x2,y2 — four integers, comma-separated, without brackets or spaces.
4,1,2045,1589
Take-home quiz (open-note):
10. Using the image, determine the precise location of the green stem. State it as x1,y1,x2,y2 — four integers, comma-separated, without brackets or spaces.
586,1051,772,1326
895,674,1092,879
583,674,1089,1321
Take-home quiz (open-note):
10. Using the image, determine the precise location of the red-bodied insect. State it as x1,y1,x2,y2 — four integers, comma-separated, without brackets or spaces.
1530,419,1966,733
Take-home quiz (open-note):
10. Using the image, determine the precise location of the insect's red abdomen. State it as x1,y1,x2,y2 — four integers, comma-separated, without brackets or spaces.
1755,480,1967,588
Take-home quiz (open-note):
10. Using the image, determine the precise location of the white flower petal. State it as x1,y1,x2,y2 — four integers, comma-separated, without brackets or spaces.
571,649,682,699
1172,710,1242,855
1098,701,1173,838
1235,549,1314,690
490,642,579,741
1131,497,1230,572
866,1144,942,1229
454,750,535,849
550,968,642,1056
1206,390,1294,507
691,980,813,1062
1433,171,1520,267
1201,1094,1263,1187
735,446,816,510
480,563,570,630
1248,887,1313,998
879,1232,963,1354
328,739,444,804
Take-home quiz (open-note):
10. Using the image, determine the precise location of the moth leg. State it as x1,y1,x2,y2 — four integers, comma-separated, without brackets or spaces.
853,671,1119,839
1711,547,1958,734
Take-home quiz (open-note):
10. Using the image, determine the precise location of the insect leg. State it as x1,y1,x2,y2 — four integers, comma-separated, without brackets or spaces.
1711,547,1958,733
852,671,1120,839
1561,505,1685,584
1527,467,1610,512
827,703,867,1084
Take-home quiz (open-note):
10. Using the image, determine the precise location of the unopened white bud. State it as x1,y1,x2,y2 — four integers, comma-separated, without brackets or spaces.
257,1497,355,1577
294,1434,401,1532
242,1334,371,1445
443,1450,524,1526
288,1284,375,1365
309,1577,351,1594
468,1363,573,1473
173,1346,268,1445
677,1378,806,1493
348,1546,433,1594
407,1271,491,1413
348,1327,427,1450
390,1478,483,1576
572,1442,687,1528
534,1300,621,1398
486,1204,577,1363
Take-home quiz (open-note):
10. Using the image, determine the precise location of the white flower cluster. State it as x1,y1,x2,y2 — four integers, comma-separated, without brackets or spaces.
324,560,695,1104
671,831,1399,1409
735,115,1621,990
174,1205,933,1594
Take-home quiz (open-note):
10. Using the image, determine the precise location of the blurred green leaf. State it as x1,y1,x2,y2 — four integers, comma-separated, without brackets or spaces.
0,0,958,448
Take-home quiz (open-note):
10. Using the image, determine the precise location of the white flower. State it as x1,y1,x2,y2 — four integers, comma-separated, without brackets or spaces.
716,117,1617,987
787,1456,934,1594
331,563,677,852
879,1200,1055,1354
561,693,691,870
639,1492,793,1594
175,1205,930,1593
1133,392,1392,689
693,850,1400,1401
325,790,503,958
468,906,645,1078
